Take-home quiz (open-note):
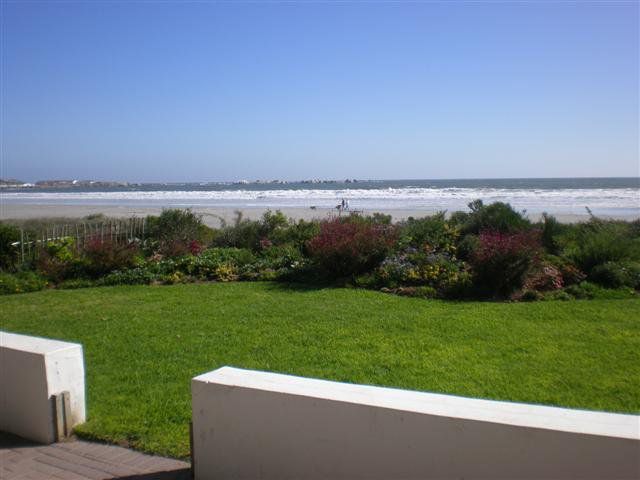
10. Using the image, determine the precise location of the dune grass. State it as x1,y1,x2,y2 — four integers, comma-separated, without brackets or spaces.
1,282,639,458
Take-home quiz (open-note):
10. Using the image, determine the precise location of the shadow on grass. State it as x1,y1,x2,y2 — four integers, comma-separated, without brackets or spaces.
262,281,336,293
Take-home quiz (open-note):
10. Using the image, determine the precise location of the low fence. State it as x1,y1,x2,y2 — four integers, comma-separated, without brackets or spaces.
12,217,147,263
192,367,640,480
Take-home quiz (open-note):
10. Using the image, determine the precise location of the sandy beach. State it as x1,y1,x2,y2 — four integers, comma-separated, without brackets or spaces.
2,203,637,227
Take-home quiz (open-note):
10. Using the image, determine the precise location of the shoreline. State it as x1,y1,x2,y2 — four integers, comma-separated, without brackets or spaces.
1,204,638,227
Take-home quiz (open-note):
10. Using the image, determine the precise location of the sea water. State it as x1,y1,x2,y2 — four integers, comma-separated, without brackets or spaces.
3,178,639,217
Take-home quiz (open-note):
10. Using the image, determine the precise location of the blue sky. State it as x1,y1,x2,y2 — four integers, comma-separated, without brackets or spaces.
1,1,638,182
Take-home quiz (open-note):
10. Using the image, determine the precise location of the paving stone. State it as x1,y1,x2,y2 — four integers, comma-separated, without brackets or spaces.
0,431,191,480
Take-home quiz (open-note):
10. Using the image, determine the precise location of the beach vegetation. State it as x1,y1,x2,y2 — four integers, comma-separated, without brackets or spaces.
36,237,83,282
375,248,471,296
589,261,640,289
146,208,213,257
558,218,640,275
83,238,140,278
0,223,21,270
2,203,639,300
213,211,263,250
0,270,47,295
306,216,397,278
522,261,564,292
469,230,542,298
539,213,565,255
451,200,531,234
214,209,317,252
397,212,458,253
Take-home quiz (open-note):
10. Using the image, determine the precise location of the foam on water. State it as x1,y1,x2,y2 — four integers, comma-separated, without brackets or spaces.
2,187,639,215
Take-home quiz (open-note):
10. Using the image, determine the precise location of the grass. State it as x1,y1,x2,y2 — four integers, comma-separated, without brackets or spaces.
1,282,639,458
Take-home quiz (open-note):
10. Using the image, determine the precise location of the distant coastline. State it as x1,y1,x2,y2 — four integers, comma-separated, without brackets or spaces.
2,176,638,191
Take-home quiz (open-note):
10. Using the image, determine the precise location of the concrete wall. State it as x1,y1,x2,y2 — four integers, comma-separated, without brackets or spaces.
0,331,86,444
192,367,640,480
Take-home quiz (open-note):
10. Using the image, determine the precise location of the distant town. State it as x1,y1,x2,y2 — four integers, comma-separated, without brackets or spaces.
0,178,361,189
0,179,130,189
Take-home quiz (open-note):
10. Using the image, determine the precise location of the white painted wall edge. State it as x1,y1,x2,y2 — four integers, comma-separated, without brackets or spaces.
193,366,640,440
0,331,81,356
1,331,86,443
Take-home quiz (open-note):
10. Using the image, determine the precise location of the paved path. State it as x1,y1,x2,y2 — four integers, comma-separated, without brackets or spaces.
0,432,191,480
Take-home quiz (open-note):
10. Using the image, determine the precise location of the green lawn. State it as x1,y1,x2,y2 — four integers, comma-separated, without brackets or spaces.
1,282,639,458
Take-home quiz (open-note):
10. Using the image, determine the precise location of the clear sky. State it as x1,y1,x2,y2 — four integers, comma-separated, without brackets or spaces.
1,1,638,183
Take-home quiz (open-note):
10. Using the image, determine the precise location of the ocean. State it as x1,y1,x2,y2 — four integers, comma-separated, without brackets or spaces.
2,177,639,217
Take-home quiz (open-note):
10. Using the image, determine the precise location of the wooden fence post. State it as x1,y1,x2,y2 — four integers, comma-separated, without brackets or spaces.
20,229,25,264
53,391,72,441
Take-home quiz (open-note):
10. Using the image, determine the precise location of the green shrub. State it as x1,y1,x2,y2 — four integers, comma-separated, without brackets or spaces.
625,262,640,289
376,249,470,296
590,261,640,289
260,210,290,235
353,272,378,289
386,285,438,299
146,209,210,256
564,281,599,299
214,212,261,250
211,263,238,282
542,290,573,301
560,219,640,274
214,210,321,253
181,248,255,279
258,245,304,270
456,234,480,261
539,213,567,255
161,271,189,285
519,289,543,302
101,267,160,286
0,271,47,295
57,278,97,290
398,212,459,255
452,200,530,235
0,223,20,271
269,219,320,251
37,238,84,282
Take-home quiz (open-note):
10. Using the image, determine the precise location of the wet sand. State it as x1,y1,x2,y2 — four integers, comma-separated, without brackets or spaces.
2,204,637,227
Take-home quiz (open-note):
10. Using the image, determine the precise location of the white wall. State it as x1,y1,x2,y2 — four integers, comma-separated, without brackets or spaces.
0,331,86,444
192,367,640,480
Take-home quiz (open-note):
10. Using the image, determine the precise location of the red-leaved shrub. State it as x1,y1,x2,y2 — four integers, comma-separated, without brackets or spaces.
307,218,397,277
523,262,564,291
84,238,139,278
259,238,273,250
470,230,541,297
558,262,587,286
189,240,204,256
